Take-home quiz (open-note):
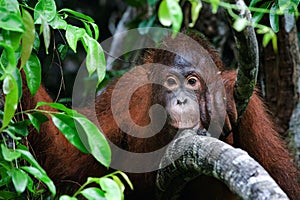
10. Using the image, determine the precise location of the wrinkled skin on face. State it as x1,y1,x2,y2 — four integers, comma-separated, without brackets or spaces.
149,55,210,132
163,70,201,129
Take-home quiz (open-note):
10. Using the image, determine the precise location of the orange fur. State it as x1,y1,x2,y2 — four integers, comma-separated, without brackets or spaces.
21,34,300,199
222,70,300,199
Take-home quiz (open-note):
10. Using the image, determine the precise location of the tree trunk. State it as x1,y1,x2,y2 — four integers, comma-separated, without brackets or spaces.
260,21,299,136
259,20,300,166
156,130,288,200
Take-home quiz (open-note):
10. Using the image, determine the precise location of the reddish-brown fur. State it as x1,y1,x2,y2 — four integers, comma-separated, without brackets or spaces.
22,33,300,199
222,71,300,199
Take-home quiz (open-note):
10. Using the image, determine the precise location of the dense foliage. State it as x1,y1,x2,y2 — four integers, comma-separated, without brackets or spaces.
0,0,131,199
135,0,299,51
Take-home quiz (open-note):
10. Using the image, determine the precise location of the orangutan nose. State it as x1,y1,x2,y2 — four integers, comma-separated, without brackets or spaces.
177,98,187,105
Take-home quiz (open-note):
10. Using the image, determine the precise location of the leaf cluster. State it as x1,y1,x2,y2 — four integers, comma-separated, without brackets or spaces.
127,0,299,51
0,0,131,199
60,171,133,200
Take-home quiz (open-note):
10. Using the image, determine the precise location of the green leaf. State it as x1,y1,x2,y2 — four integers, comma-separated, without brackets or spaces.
80,187,105,199
189,0,202,27
59,8,95,22
158,0,172,26
25,175,35,193
0,165,12,187
210,0,220,14
33,32,40,52
252,11,264,25
24,53,41,95
269,3,279,33
284,12,295,33
79,21,99,40
49,14,67,30
86,177,101,185
158,0,183,32
34,0,57,24
21,166,56,196
271,33,278,53
12,68,22,102
73,114,111,168
100,178,121,200
262,32,273,47
8,120,30,137
2,30,23,51
0,0,21,14
1,74,18,130
0,44,21,73
1,144,21,161
166,0,183,33
20,9,35,69
16,144,28,151
16,149,47,175
81,34,106,85
256,26,269,34
251,2,271,25
249,0,262,7
91,22,99,40
66,25,86,52
111,176,124,191
0,7,24,32
12,169,28,193
117,171,134,190
51,113,89,153
41,18,51,54
17,148,56,196
111,175,125,199
58,97,72,103
0,45,16,74
58,44,68,60
59,195,78,200
278,0,289,7
27,112,49,132
3,129,22,141
36,102,74,115
0,191,18,199
233,18,248,32
83,21,93,38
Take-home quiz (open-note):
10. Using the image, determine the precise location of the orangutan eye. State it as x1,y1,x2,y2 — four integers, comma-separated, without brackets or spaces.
186,76,201,90
164,76,178,89
187,77,197,86
167,77,176,86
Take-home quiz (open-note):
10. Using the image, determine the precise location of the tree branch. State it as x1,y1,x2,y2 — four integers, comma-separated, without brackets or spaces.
106,7,137,71
156,130,288,199
225,0,259,117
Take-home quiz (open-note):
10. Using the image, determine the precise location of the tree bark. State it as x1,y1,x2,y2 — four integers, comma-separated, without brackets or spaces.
260,22,299,136
259,20,300,167
156,130,288,200
223,0,259,118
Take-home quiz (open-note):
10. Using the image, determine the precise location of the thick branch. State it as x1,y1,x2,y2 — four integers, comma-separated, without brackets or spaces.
156,130,288,200
225,0,259,117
